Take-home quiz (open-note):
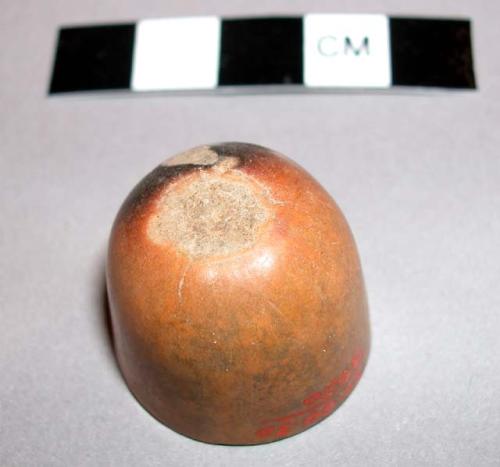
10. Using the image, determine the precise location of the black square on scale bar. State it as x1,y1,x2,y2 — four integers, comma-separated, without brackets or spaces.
390,18,476,89
218,17,303,86
49,24,135,94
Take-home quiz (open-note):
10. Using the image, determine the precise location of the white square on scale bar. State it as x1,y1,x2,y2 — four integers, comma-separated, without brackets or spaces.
131,17,221,91
304,14,391,88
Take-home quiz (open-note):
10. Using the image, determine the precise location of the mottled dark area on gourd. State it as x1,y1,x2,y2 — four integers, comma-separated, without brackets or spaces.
117,142,273,222
209,142,273,167
118,165,198,221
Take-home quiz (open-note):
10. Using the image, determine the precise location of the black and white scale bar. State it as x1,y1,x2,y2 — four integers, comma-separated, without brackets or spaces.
49,15,476,94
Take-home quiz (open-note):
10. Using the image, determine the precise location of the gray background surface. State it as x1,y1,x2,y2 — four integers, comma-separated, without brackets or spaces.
1,1,499,466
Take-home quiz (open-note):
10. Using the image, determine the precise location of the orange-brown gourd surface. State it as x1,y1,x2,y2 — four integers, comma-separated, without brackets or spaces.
107,142,370,444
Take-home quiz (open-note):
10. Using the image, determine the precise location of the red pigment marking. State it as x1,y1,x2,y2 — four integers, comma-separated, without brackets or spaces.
321,399,336,414
276,425,291,437
255,347,366,440
303,391,322,406
255,426,276,438
351,348,364,369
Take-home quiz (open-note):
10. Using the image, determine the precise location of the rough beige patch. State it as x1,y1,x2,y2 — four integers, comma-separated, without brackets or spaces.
163,146,218,167
212,156,239,173
148,174,270,257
